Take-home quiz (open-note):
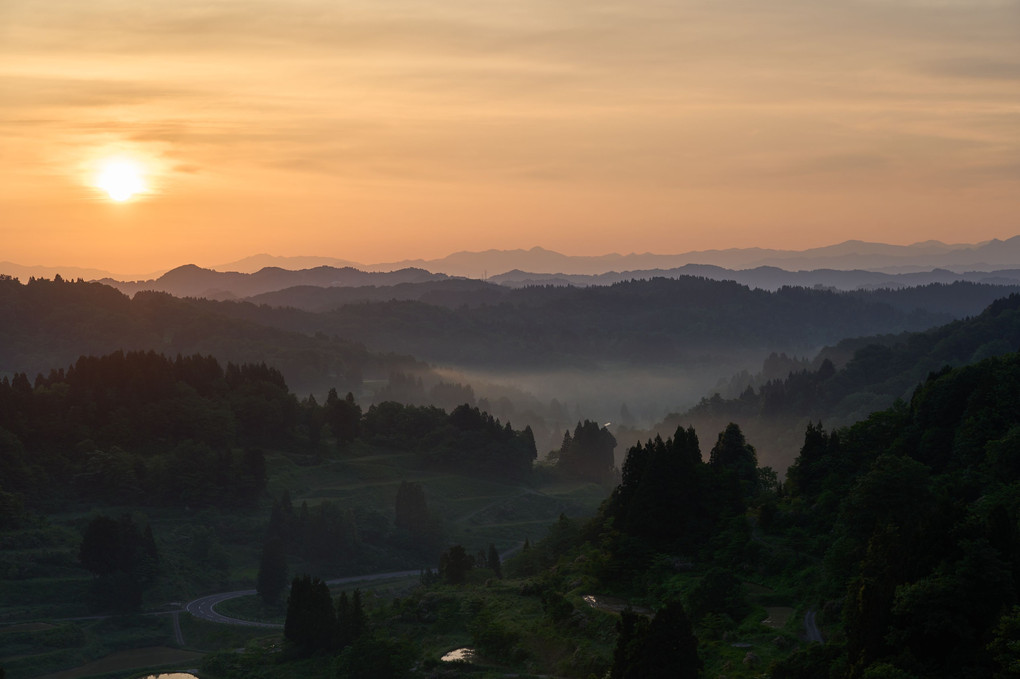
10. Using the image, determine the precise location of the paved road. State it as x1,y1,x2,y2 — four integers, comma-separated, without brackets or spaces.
804,609,824,643
184,569,423,628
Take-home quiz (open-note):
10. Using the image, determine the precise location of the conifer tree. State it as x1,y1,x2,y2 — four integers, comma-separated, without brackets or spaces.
256,537,288,605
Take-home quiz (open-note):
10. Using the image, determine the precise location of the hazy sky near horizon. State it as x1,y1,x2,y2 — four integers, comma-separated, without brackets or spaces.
2,0,1018,272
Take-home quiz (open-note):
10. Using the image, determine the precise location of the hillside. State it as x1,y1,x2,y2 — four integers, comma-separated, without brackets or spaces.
492,266,1020,296
205,277,953,372
652,293,1020,471
0,275,422,397
101,264,449,300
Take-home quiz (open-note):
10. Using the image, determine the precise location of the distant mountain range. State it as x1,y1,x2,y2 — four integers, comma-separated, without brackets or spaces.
218,237,1020,277
98,264,449,299
79,262,1020,303
5,237,1020,283
490,265,1020,291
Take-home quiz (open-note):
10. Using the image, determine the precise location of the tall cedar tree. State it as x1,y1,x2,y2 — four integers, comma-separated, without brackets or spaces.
611,600,701,679
284,575,337,653
439,544,474,584
325,388,361,446
256,537,288,605
78,514,158,612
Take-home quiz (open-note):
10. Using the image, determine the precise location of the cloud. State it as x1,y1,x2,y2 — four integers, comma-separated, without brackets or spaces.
925,58,1020,81
0,75,200,108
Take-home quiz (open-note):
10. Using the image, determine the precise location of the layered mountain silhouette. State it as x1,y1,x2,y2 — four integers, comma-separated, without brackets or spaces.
5,236,1020,283
99,264,448,299
298,237,1020,277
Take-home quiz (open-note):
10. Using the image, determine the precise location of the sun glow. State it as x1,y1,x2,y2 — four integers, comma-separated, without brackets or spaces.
95,160,146,202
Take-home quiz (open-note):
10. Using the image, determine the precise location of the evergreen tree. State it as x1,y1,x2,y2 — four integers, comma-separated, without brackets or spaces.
256,537,288,605
439,544,473,584
284,575,337,653
611,601,700,678
708,422,759,496
336,590,367,648
487,543,502,578
78,514,159,612
557,420,617,482
325,388,361,446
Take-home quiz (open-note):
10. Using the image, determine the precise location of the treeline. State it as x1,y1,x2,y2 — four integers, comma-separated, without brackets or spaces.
767,351,1020,678
0,351,285,510
361,402,537,479
209,276,955,370
0,350,540,517
525,352,1020,677
0,274,420,396
658,292,1020,470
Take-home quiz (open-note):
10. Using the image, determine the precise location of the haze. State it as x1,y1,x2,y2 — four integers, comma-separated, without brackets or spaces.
2,0,1018,273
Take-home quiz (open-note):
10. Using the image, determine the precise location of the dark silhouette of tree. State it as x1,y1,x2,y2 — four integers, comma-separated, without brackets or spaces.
439,544,473,584
256,537,288,605
608,427,707,548
284,575,337,654
685,568,751,624
325,388,361,446
556,420,617,482
335,589,368,649
78,514,158,612
394,481,428,533
487,543,502,578
336,633,416,679
611,600,701,679
708,422,759,496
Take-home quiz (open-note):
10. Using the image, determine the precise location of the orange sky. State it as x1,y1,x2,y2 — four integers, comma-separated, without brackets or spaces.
2,0,1018,274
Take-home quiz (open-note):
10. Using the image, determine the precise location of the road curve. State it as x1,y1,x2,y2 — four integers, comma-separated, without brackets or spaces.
184,569,423,628
804,609,824,643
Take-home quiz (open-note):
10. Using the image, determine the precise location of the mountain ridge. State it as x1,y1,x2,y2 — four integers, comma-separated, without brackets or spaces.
4,236,1018,281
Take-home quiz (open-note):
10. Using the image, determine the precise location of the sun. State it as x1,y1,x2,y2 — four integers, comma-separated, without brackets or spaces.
96,160,146,202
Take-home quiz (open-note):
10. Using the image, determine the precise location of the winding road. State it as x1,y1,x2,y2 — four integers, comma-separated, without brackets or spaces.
184,569,423,628
804,609,824,643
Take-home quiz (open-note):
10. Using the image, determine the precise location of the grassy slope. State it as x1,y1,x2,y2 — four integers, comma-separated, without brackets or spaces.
0,445,609,679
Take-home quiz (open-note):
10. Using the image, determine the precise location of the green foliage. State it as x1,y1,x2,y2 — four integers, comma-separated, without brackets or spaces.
0,351,282,510
709,422,760,496
610,601,701,679
556,420,617,483
334,632,416,679
667,293,1020,471
393,481,442,555
325,388,361,447
362,402,537,478
267,495,361,569
257,537,288,605
439,545,474,585
78,514,158,612
284,575,337,654
989,605,1020,678
334,590,367,649
685,568,751,625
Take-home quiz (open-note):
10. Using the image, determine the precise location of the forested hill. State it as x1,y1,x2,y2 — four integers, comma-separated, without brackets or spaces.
193,276,953,370
546,351,1020,678
655,293,1020,471
770,350,1020,678
101,263,449,299
0,350,537,515
0,275,422,396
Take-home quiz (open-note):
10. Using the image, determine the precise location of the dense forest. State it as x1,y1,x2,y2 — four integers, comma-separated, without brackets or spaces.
6,273,988,458
0,350,543,520
188,350,1020,678
0,274,419,397
204,276,955,370
654,292,1020,472
4,279,1020,678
